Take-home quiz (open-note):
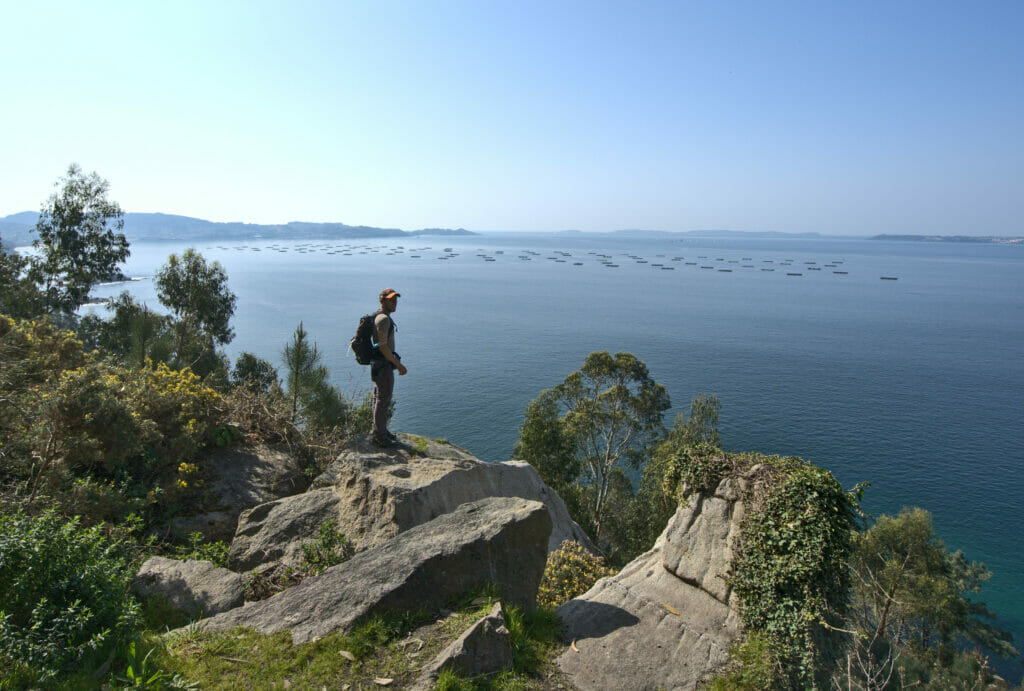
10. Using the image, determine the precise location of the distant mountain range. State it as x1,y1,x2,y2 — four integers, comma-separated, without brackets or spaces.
0,212,476,248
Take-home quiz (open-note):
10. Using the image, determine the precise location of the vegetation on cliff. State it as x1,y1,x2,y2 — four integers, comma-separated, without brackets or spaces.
517,351,1019,689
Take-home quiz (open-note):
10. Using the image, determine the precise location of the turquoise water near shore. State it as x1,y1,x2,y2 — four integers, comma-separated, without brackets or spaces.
89,233,1024,677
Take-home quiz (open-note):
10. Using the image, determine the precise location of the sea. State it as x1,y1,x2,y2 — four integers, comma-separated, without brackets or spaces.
86,232,1024,678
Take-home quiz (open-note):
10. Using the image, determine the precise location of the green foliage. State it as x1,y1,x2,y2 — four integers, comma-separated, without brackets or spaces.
0,509,139,683
212,423,243,448
537,540,616,610
844,507,1018,685
589,395,726,566
726,455,858,688
707,631,786,690
300,519,354,575
513,388,579,493
672,392,722,449
78,292,175,369
230,351,279,393
173,532,230,568
888,645,1003,689
514,351,670,546
154,248,237,347
0,316,221,522
434,668,476,690
27,164,130,315
113,639,197,689
0,246,45,319
282,321,326,422
504,605,563,676
282,321,369,435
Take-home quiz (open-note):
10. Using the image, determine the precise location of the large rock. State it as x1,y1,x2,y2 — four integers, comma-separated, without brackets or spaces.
555,473,756,690
228,488,340,573
412,602,512,690
191,497,551,644
660,471,758,608
168,443,307,542
312,434,593,552
228,434,592,573
131,556,245,618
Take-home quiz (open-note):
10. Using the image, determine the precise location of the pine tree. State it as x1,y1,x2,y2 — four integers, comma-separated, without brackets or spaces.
282,321,326,422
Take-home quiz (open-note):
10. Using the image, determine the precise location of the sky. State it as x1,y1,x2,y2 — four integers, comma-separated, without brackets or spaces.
2,1,1022,235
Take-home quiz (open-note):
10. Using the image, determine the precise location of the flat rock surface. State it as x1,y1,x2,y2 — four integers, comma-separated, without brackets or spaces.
314,434,594,553
192,497,551,644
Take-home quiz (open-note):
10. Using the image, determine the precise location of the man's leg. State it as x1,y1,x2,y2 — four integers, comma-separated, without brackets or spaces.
371,365,394,441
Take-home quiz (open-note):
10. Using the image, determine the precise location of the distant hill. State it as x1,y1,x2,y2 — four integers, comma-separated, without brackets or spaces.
0,212,476,247
872,234,1023,244
611,229,823,239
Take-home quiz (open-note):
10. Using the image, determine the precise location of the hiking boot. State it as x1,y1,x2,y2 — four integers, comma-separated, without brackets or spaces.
385,431,400,443
372,436,395,448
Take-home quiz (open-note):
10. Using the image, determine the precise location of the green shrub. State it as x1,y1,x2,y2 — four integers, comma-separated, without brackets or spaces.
707,631,786,690
504,605,562,676
300,519,353,575
113,639,197,689
536,540,615,610
726,456,857,688
173,531,230,568
0,509,139,683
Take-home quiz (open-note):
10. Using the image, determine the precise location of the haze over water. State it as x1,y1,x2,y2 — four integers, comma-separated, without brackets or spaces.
90,233,1024,676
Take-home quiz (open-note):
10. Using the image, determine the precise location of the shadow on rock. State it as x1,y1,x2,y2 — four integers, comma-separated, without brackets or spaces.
558,600,640,641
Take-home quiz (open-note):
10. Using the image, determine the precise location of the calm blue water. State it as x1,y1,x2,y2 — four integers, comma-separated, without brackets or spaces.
89,233,1024,674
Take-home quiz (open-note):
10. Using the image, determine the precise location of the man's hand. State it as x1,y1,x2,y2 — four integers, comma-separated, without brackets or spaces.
397,364,408,376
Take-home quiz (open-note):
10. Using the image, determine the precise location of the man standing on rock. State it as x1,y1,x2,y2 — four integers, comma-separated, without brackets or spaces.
371,288,407,447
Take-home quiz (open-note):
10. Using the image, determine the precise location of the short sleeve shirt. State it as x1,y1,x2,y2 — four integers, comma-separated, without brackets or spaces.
373,313,395,353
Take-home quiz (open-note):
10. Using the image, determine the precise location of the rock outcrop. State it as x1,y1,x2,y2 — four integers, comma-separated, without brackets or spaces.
412,602,513,690
192,497,551,644
131,556,245,618
555,470,761,690
228,488,340,573
169,443,307,542
135,432,779,689
229,434,592,573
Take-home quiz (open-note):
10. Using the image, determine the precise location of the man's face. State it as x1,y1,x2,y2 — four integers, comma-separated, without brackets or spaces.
384,296,398,312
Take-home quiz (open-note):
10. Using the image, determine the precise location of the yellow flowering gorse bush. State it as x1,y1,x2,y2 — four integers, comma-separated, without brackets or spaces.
1,316,221,522
537,540,616,610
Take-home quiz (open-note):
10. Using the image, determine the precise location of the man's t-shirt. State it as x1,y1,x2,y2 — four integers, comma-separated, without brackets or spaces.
373,313,395,354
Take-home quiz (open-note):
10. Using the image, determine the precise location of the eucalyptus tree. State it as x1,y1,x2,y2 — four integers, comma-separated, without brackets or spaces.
154,248,236,377
29,164,129,315
155,248,237,347
516,351,670,543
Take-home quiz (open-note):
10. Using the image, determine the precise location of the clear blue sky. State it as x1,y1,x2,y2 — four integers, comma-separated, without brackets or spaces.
2,1,1021,235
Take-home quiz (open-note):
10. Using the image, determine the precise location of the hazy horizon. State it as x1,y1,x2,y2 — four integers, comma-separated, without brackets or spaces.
8,208,1018,239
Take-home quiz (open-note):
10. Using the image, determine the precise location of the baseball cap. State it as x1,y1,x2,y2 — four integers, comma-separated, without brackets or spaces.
379,288,401,300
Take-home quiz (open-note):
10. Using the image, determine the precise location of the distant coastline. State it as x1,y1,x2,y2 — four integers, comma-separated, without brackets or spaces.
0,212,476,247
871,234,1023,244
3,210,1021,248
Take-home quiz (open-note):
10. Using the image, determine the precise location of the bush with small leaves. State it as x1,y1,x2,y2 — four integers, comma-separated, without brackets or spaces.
0,509,139,684
300,519,353,575
537,540,616,610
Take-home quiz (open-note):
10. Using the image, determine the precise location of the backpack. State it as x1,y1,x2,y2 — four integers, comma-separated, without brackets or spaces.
350,311,389,365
